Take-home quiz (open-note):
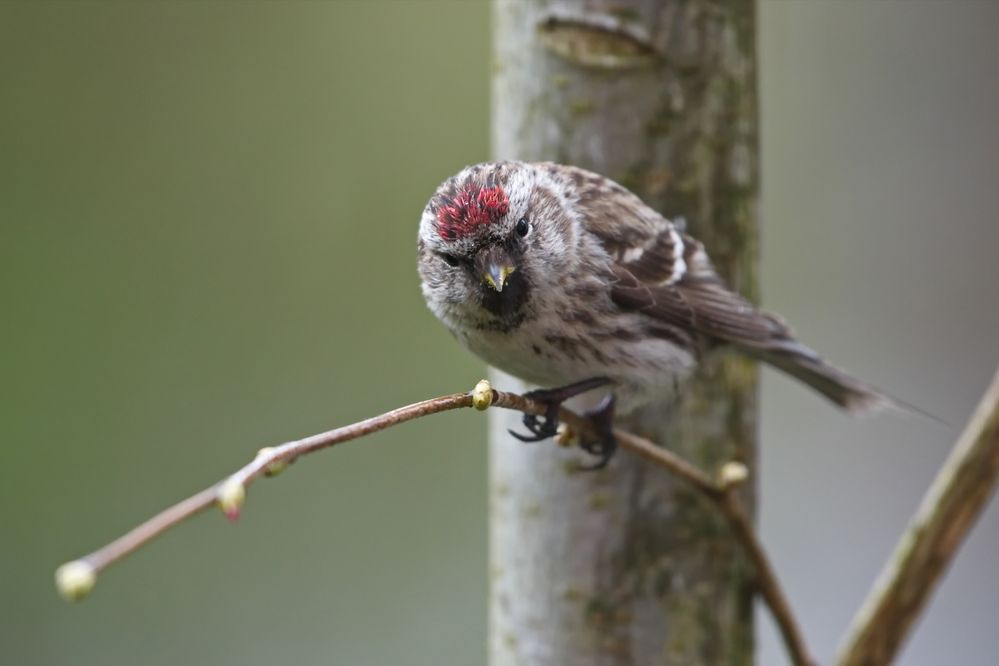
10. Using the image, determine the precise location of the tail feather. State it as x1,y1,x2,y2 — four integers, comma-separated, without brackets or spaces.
747,341,894,415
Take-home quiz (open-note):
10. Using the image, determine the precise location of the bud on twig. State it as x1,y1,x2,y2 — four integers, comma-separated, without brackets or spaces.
55,560,96,602
472,379,494,410
555,423,578,447
255,447,288,477
717,461,750,490
216,477,246,522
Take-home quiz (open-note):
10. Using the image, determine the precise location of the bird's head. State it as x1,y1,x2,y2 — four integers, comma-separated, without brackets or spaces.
417,161,577,328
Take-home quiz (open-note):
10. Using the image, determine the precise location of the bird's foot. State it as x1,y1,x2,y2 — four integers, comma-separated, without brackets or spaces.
509,377,617,469
576,393,617,471
509,377,610,443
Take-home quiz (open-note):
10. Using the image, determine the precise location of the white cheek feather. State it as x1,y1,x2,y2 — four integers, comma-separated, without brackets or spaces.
665,227,686,285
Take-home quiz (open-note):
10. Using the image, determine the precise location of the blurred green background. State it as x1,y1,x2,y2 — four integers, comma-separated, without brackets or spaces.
2,2,997,665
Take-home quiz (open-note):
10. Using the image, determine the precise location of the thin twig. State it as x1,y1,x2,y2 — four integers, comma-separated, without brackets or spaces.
837,367,999,666
720,491,816,666
72,391,476,575
56,381,812,666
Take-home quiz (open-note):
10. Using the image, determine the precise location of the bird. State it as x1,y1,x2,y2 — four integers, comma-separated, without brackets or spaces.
417,160,892,466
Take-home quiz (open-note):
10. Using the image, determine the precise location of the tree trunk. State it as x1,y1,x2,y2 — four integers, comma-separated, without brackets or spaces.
489,1,760,664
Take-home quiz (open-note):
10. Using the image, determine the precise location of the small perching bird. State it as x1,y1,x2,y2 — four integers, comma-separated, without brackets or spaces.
417,161,892,465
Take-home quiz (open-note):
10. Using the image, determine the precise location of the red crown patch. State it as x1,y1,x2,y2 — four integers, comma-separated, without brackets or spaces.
435,184,509,240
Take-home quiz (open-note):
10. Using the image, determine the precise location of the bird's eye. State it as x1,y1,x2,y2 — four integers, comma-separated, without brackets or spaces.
440,253,459,267
515,217,530,237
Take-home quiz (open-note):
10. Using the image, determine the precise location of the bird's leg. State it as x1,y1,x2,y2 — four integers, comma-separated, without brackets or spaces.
510,379,618,469
509,377,611,443
576,393,617,470
509,379,607,441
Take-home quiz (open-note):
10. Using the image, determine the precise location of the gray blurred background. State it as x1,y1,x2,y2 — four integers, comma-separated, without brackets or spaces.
2,2,997,665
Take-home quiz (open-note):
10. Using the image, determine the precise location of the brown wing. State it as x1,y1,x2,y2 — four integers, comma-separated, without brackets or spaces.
560,162,792,349
604,227,895,413
574,175,890,413
606,232,795,350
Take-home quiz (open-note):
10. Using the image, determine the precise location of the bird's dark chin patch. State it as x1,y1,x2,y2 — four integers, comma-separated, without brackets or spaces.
479,270,530,331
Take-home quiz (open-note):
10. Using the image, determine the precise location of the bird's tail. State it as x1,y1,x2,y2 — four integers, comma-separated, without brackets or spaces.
746,340,894,415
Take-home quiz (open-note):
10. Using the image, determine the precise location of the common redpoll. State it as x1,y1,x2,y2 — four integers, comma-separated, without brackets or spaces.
417,161,890,464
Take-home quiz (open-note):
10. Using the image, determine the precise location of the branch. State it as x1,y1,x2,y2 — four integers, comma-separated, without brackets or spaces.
55,389,480,592
605,428,815,666
837,367,999,666
55,380,813,666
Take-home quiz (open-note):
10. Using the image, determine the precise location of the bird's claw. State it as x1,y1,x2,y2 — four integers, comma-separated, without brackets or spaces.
575,393,617,470
507,377,618,469
508,384,568,441
508,403,559,442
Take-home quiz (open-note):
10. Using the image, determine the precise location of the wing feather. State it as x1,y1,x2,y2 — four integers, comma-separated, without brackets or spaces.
562,163,784,345
559,162,894,413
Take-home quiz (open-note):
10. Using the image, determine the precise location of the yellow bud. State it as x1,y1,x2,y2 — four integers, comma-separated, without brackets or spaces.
472,379,494,411
717,461,750,489
555,423,577,447
216,476,246,522
55,560,96,602
255,447,288,477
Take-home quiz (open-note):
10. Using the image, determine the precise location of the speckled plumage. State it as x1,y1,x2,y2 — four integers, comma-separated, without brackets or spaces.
418,161,887,415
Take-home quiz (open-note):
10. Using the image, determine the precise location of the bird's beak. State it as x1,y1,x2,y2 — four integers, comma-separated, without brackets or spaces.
477,247,517,293
483,263,516,292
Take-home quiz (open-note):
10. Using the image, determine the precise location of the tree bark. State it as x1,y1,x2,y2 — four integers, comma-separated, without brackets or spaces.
489,1,760,664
